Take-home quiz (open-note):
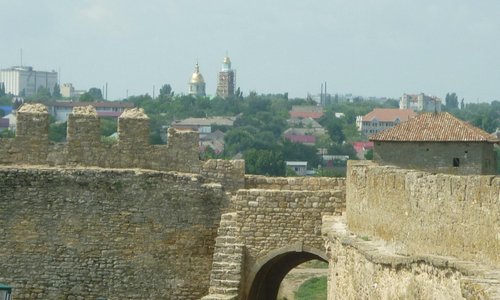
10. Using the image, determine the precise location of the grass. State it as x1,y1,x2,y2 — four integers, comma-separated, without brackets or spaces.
295,276,327,300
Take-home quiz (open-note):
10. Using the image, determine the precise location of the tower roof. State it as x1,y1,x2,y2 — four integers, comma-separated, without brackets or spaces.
190,63,205,84
223,56,231,65
370,112,498,142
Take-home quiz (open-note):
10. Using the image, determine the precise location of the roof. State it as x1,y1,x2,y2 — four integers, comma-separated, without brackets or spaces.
353,141,374,153
287,117,323,128
370,112,499,142
286,161,307,166
285,134,316,144
172,116,236,127
362,108,416,122
45,101,134,108
289,111,324,119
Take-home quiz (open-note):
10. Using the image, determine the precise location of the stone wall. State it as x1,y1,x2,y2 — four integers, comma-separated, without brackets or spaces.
244,175,345,192
346,160,500,267
0,105,202,173
373,141,497,175
0,166,227,299
322,216,500,299
202,159,246,195
204,185,346,299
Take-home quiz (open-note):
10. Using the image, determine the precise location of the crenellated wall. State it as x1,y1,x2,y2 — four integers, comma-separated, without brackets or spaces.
0,104,247,187
0,104,203,173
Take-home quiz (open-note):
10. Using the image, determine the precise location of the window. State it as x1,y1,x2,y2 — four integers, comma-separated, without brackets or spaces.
453,158,460,167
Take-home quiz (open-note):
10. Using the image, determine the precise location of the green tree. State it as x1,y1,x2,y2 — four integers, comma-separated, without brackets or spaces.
282,139,321,169
445,93,458,110
159,84,173,98
244,149,286,176
80,88,103,102
48,122,67,142
0,82,5,97
52,83,61,98
35,86,51,102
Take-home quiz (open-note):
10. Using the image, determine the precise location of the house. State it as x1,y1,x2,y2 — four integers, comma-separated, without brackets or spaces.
284,134,316,146
369,112,498,175
356,108,416,136
45,101,134,122
352,141,374,159
287,117,323,129
200,130,226,154
286,161,308,176
289,106,324,120
171,116,236,139
400,93,442,112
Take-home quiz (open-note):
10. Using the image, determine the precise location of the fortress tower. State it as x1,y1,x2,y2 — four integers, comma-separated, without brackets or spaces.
216,55,236,98
188,62,206,97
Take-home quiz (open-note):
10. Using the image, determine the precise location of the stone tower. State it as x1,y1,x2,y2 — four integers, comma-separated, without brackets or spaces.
188,62,206,97
216,55,236,98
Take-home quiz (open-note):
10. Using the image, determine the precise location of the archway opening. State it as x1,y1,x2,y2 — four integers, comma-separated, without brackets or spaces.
247,251,327,300
277,259,328,300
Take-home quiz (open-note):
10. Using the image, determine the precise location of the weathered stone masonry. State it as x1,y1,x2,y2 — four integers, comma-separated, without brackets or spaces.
0,167,225,299
0,104,246,299
203,176,346,300
321,160,500,299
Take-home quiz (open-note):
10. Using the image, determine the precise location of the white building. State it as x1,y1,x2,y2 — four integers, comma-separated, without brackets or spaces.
60,83,85,99
356,108,416,136
0,66,58,97
400,93,441,112
45,101,134,122
286,161,308,176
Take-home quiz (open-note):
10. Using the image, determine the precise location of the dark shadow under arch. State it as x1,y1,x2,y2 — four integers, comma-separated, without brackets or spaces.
246,246,327,300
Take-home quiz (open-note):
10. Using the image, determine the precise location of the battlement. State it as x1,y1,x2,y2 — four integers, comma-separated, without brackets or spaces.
0,104,244,179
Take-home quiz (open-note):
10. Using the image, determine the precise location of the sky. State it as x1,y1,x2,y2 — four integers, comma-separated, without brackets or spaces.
1,0,499,102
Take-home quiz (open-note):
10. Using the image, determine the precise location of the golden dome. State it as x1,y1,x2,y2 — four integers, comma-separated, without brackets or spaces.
223,56,231,64
190,63,205,84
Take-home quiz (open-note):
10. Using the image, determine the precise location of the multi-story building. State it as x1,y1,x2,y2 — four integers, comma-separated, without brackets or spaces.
356,108,416,136
400,93,441,112
0,66,58,97
188,62,206,97
60,83,85,99
216,56,235,98
45,101,134,122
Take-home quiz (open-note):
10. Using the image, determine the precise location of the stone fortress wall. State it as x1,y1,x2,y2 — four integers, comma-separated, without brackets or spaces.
321,160,500,299
203,177,346,299
0,104,245,299
0,167,227,299
2,104,499,299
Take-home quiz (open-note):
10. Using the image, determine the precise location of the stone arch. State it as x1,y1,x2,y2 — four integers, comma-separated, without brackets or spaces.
245,243,327,300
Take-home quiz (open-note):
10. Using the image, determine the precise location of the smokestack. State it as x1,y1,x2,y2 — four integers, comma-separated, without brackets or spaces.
321,83,324,105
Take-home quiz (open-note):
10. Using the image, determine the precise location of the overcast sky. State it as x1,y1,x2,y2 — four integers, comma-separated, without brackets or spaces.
1,0,499,102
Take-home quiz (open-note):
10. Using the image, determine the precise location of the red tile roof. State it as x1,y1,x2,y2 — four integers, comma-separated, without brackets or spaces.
370,112,498,142
289,111,324,119
353,141,374,153
362,108,416,122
